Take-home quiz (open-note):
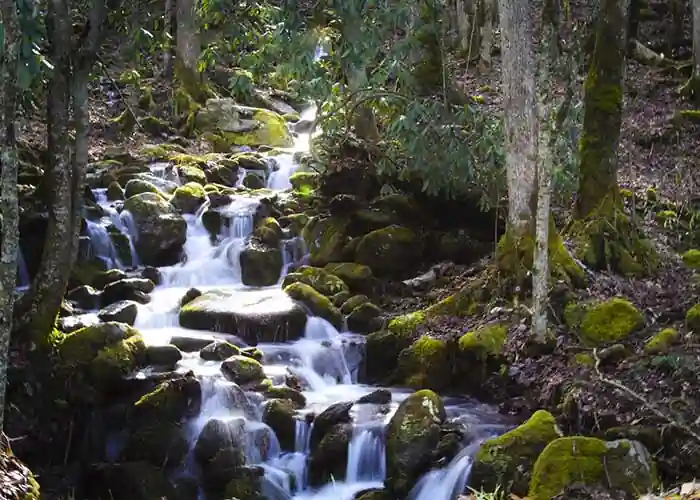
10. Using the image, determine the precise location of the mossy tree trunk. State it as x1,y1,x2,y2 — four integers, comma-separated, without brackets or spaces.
569,0,657,276
15,0,113,344
175,0,206,101
0,0,21,432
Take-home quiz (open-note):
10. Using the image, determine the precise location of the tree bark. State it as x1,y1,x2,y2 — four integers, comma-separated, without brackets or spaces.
175,0,203,99
682,0,700,101
163,0,175,78
0,0,21,432
574,0,630,219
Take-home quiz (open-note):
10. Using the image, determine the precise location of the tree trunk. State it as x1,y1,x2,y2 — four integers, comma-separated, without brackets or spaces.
575,0,630,219
682,0,700,101
175,0,203,99
163,0,175,78
15,0,74,342
570,0,656,276
0,0,21,432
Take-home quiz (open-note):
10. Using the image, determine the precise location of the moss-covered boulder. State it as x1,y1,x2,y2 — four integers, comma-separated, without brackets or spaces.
0,447,40,500
324,262,374,292
394,336,451,390
528,437,657,499
145,344,182,368
124,178,161,199
644,328,680,354
221,355,266,386
58,322,147,383
302,216,350,266
101,277,155,306
307,423,352,486
385,389,446,496
470,410,562,495
239,241,283,287
200,340,241,361
686,304,700,334
284,282,343,329
566,298,644,346
253,217,284,247
178,164,207,185
262,399,297,452
262,385,306,407
289,171,319,192
107,181,124,201
361,312,423,384
282,265,349,296
179,288,308,344
355,225,422,277
346,302,383,333
681,249,700,269
170,182,207,214
123,192,187,266
133,372,202,421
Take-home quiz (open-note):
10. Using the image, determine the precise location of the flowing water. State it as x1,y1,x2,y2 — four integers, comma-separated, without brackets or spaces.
89,104,509,499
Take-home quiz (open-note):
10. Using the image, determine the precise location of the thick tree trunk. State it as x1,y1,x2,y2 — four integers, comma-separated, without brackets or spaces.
175,0,203,99
575,0,630,219
0,0,21,432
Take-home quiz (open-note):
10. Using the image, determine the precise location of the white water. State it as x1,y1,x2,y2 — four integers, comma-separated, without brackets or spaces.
81,98,507,500
88,188,140,269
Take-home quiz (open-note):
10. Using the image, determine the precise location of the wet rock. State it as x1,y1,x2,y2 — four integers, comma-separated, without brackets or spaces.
57,314,101,333
119,422,190,469
222,466,264,499
194,417,246,464
219,381,259,420
140,266,162,285
180,287,202,307
308,423,352,485
170,335,216,352
528,437,657,499
171,182,207,214
282,265,349,296
84,462,181,500
302,216,350,266
355,489,392,500
240,346,264,362
470,410,562,496
58,322,147,384
123,192,187,266
262,385,306,408
133,371,202,421
263,399,297,452
101,278,155,306
124,178,161,198
200,340,241,361
331,291,352,308
355,225,422,277
66,285,101,310
221,355,266,386
309,401,353,451
346,302,383,334
206,164,239,186
324,262,374,293
178,289,308,345
284,282,343,330
243,172,265,189
356,389,392,405
239,241,283,287
385,389,446,496
145,344,182,368
208,192,231,209
97,300,138,325
93,269,128,289
201,209,223,237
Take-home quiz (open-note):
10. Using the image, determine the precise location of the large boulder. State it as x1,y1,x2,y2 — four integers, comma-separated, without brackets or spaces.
394,335,451,390
195,99,293,148
355,225,423,277
170,182,207,214
528,437,657,499
564,298,644,346
302,216,350,267
123,192,187,266
470,410,562,496
262,399,297,452
239,241,283,287
220,355,266,386
307,423,352,486
385,389,445,496
178,288,308,344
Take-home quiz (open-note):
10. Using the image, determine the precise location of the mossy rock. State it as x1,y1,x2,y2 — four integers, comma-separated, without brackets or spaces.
346,302,383,333
385,389,446,496
119,421,189,469
262,385,306,408
124,178,161,198
528,437,657,499
222,467,264,500
355,225,422,277
340,295,370,314
324,262,374,292
307,423,352,486
253,217,283,247
171,182,207,214
289,171,319,192
262,399,297,452
239,242,283,287
58,322,147,383
394,335,450,390
133,372,202,421
281,213,309,236
686,304,700,334
107,181,124,201
205,164,239,187
221,355,266,386
178,164,207,185
682,249,700,269
470,410,562,495
302,216,350,266
458,323,507,359
283,282,343,329
644,328,680,354
576,298,644,345
282,265,349,297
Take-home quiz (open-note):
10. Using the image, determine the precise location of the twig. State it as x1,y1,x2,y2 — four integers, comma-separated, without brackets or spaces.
592,348,700,444
94,54,143,132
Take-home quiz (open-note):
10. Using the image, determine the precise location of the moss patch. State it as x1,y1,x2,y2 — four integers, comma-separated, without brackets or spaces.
284,282,343,329
686,304,700,334
282,265,349,297
395,335,450,390
644,328,680,354
682,249,700,269
577,298,644,345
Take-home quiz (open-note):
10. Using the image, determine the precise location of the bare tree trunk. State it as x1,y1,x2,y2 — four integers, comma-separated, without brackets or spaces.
175,0,203,98
498,0,537,239
478,0,496,72
0,0,21,432
163,0,175,78
682,0,700,101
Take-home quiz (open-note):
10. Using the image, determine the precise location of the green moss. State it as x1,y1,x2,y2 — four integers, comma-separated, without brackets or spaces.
282,265,349,296
289,171,319,191
179,164,207,185
282,213,309,236
220,108,293,148
284,282,343,329
92,335,146,381
655,209,677,223
685,304,700,334
458,324,507,358
118,69,141,85
644,328,680,354
388,311,426,336
682,249,700,269
395,335,450,389
470,410,561,495
124,178,161,199
574,352,595,366
498,220,586,288
578,298,643,345
340,295,370,314
619,188,634,199
528,437,657,499
355,225,422,276
171,182,206,213
324,262,374,291
111,109,137,134
302,216,350,266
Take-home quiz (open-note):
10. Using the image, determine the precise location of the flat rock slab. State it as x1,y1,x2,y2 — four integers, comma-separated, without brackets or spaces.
178,288,307,345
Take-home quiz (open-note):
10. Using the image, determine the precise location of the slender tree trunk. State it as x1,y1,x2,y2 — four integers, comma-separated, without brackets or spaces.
15,0,74,341
683,0,700,101
0,0,21,432
163,0,175,78
498,0,537,239
175,0,203,98
574,0,630,219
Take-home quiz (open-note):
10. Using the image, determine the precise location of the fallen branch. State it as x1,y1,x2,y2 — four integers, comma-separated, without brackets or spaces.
592,348,700,444
629,39,690,70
